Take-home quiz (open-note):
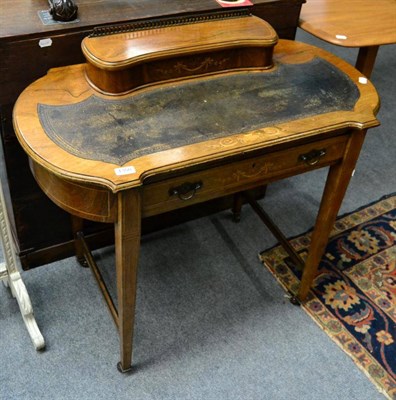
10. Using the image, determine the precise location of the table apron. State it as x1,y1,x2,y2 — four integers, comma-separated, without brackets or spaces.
29,133,348,223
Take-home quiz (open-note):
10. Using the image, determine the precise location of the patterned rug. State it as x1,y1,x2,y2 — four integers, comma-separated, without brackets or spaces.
259,193,396,399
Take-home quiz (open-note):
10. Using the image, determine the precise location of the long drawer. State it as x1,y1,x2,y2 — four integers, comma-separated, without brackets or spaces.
142,135,348,217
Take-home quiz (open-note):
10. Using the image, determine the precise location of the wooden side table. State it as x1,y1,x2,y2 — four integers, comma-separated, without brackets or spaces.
12,16,379,372
299,0,396,77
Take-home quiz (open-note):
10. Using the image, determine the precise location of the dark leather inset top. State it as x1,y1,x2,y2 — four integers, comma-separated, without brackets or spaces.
38,58,359,165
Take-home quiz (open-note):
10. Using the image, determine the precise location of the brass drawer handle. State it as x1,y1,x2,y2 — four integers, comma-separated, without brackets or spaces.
298,148,326,166
169,181,203,201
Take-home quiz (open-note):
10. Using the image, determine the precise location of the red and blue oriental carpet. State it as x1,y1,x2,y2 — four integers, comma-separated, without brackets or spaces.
260,193,396,399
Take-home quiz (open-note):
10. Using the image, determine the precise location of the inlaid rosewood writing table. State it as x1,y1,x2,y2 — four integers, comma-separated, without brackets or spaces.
299,0,396,77
1,0,305,271
13,14,379,372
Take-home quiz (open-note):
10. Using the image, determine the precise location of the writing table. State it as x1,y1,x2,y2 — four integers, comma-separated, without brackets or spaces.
299,0,396,77
1,0,305,271
13,18,379,371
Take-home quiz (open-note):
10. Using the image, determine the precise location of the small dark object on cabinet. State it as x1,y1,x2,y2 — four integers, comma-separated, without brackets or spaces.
48,0,78,22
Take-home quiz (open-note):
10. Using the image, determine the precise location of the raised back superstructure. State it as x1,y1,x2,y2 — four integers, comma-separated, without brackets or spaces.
82,11,278,95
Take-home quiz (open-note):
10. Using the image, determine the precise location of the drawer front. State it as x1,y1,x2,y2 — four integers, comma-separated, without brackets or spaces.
142,135,348,217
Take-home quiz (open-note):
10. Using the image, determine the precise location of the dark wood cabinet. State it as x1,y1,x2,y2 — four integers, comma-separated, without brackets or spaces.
0,0,305,269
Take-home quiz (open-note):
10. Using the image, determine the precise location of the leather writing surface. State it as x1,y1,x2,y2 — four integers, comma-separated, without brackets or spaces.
38,58,359,165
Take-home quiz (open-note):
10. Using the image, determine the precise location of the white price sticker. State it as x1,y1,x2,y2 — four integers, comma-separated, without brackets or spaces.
39,38,53,48
114,166,136,176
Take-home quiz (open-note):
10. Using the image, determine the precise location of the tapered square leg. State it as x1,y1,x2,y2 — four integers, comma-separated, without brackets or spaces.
297,130,367,302
71,215,88,267
115,189,141,372
355,45,379,78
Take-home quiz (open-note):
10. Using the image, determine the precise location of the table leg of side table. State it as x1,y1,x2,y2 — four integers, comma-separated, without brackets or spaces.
115,189,141,373
297,129,367,302
355,45,379,79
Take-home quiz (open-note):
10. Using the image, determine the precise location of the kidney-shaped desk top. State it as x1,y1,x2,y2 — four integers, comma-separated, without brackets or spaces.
13,39,379,372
